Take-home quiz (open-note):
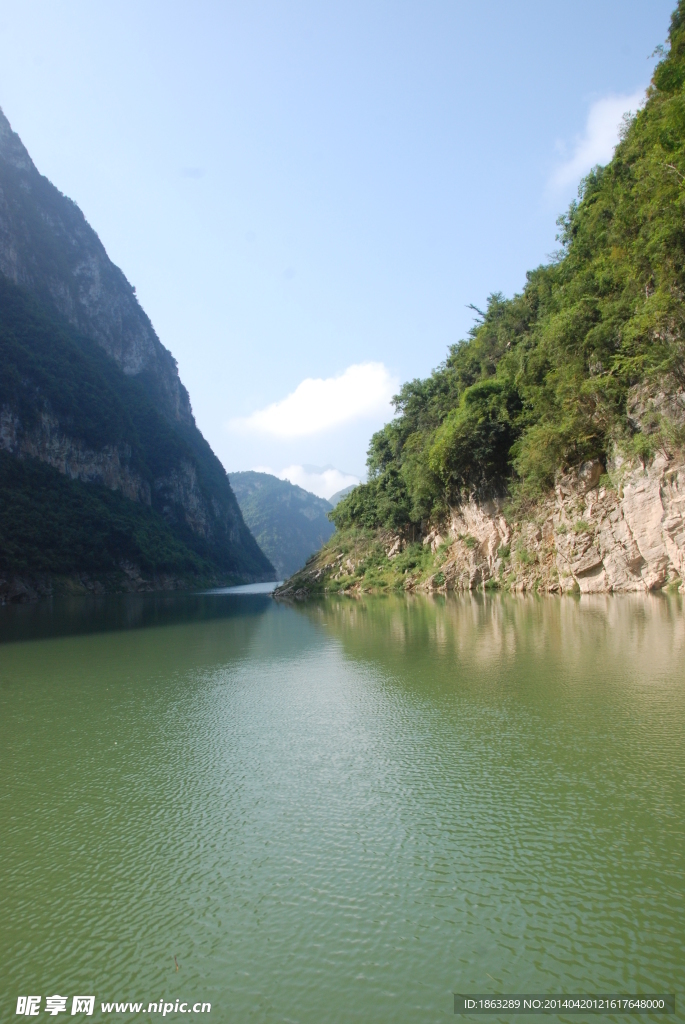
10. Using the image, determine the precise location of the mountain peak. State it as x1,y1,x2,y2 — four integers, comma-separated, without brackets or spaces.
0,107,194,425
0,106,35,173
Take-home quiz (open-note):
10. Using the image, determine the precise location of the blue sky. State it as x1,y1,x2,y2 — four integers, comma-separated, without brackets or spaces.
0,1,674,496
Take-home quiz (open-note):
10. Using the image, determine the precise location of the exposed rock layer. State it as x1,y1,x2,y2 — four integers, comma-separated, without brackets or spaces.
0,402,251,565
0,406,151,504
275,454,685,598
433,456,685,595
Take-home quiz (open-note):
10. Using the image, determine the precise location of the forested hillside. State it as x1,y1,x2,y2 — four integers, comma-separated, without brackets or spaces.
279,3,685,598
332,4,685,535
230,472,334,579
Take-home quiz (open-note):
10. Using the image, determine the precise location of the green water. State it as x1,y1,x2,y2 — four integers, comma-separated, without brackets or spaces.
0,592,683,1023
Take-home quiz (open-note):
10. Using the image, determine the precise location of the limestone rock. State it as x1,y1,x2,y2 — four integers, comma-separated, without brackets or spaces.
438,455,685,594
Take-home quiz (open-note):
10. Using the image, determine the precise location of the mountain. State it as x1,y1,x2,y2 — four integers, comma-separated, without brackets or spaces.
229,471,334,579
0,108,274,600
277,3,685,598
329,485,356,506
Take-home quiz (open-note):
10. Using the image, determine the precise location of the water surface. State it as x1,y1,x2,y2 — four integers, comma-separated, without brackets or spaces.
0,592,683,1022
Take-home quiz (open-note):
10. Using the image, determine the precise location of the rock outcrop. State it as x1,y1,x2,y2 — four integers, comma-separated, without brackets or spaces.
0,407,151,504
426,454,685,594
275,451,685,598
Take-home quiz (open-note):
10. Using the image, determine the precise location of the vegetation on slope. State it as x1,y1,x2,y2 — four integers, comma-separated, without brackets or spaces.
0,278,273,582
1,276,180,476
332,5,685,536
0,450,210,582
284,528,443,597
229,471,334,579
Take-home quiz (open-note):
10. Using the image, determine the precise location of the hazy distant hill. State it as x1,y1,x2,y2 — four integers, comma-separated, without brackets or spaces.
0,107,274,598
229,472,335,579
329,485,356,506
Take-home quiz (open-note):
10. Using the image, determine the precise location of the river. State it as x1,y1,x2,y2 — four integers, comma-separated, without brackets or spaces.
0,591,683,1022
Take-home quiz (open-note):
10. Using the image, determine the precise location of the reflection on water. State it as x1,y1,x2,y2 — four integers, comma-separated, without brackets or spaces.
297,592,685,686
0,590,274,645
0,592,683,1023
204,581,282,595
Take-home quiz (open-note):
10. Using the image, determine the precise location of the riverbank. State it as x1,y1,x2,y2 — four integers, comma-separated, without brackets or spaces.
275,453,685,598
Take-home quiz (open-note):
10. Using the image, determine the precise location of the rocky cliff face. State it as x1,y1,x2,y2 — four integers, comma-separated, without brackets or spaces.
0,108,274,590
0,107,191,425
424,454,685,595
0,406,151,504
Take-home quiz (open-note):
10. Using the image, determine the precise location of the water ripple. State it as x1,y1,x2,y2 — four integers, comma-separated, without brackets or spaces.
0,593,683,1022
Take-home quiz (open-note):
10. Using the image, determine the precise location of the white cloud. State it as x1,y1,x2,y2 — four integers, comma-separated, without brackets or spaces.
228,362,399,438
550,90,646,191
252,464,359,501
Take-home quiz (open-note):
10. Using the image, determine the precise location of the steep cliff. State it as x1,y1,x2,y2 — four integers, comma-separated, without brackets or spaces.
0,108,189,423
0,109,274,596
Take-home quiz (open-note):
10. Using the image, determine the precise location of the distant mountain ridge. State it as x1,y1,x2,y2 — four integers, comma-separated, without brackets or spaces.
0,107,274,599
329,484,356,506
229,471,335,579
